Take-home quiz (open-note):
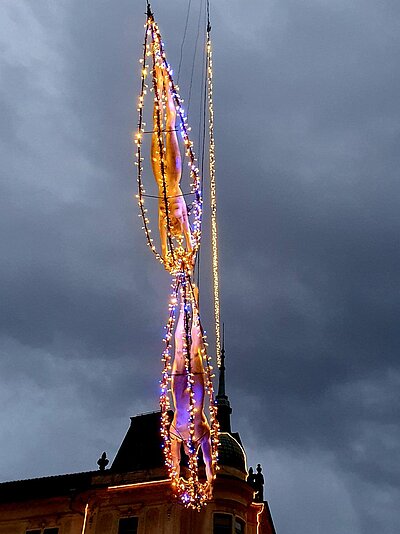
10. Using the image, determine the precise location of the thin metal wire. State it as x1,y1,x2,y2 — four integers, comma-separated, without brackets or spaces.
188,0,205,115
177,0,192,84
143,128,179,133
141,192,193,199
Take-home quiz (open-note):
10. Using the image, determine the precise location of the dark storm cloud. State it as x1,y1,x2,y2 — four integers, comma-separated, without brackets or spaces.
1,1,399,533
207,3,400,531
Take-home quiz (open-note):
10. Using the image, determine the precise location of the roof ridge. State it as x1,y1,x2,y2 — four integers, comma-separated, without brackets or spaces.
0,469,98,487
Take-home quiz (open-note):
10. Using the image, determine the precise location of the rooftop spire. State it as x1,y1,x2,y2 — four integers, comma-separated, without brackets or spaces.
216,324,232,432
146,1,153,20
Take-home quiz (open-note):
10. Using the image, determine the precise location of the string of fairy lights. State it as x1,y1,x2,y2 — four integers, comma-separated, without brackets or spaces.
206,20,222,369
135,12,202,274
134,5,220,508
159,276,219,509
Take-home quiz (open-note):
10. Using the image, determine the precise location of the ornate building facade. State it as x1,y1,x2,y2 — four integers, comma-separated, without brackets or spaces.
0,363,276,534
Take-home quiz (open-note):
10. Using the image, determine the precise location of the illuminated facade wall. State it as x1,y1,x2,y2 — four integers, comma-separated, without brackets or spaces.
0,472,273,534
0,413,276,534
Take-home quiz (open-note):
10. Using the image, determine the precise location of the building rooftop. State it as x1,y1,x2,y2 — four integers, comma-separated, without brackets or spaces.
0,409,247,504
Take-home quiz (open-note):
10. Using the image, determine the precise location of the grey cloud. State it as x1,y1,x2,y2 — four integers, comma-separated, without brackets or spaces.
1,1,400,533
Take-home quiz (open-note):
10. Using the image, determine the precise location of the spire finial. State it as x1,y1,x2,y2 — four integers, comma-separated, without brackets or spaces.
97,451,109,471
146,1,153,20
218,323,226,397
216,323,232,432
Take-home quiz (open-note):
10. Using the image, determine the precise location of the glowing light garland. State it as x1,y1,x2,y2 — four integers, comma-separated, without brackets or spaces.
81,503,89,534
159,275,219,509
135,14,203,274
206,28,222,369
134,9,219,508
256,503,265,534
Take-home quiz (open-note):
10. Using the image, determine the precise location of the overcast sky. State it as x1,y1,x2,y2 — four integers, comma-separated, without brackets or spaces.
1,1,400,532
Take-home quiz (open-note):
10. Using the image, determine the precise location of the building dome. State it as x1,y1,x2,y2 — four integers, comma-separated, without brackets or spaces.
217,432,246,473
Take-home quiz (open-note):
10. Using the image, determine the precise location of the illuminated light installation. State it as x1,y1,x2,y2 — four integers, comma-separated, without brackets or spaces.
206,20,222,369
108,479,170,491
134,5,219,509
135,12,202,274
256,503,265,534
159,275,219,509
81,503,89,534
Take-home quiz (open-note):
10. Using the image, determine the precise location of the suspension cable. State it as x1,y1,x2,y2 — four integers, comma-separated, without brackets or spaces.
196,0,208,290
177,0,192,84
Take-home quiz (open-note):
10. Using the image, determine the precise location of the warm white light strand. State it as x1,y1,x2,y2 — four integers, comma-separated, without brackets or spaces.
134,11,219,509
207,31,222,368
